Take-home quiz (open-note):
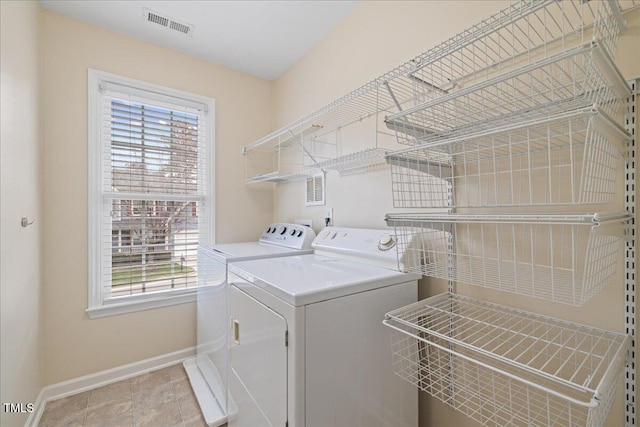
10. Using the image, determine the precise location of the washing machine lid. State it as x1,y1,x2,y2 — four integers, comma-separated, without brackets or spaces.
228,254,421,306
200,242,313,262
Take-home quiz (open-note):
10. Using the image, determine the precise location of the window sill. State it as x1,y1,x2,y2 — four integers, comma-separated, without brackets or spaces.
86,290,197,319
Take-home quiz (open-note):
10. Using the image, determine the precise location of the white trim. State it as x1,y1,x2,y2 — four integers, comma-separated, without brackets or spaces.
86,289,197,319
25,347,196,426
206,98,216,246
24,389,46,427
90,69,215,110
88,69,102,311
101,80,207,112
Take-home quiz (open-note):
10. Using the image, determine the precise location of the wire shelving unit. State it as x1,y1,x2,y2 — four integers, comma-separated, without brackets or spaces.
243,125,335,184
384,293,631,427
386,107,630,208
385,41,629,146
386,40,629,139
241,65,404,183
382,0,627,146
386,212,630,306
373,1,636,426
242,0,629,184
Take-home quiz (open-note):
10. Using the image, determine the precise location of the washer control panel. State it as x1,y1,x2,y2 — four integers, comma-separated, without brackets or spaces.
259,223,316,250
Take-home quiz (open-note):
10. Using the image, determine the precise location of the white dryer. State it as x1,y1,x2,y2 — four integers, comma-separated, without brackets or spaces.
227,227,420,427
185,223,315,426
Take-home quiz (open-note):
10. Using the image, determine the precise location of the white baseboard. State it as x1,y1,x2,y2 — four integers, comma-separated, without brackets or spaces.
25,346,196,427
24,390,46,427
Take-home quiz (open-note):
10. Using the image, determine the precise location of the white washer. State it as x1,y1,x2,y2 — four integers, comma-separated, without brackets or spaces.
185,223,316,427
227,227,420,427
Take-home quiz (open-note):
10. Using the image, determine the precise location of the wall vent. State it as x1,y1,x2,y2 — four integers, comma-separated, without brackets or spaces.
143,8,195,37
305,173,325,207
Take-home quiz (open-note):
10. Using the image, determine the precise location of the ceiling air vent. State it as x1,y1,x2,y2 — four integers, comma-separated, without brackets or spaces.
147,11,168,28
169,21,191,35
143,8,195,37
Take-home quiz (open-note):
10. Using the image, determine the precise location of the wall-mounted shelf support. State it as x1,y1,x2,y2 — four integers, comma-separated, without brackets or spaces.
287,130,323,172
624,77,637,427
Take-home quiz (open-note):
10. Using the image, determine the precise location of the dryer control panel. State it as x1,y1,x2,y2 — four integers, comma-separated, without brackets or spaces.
312,227,407,271
259,223,316,250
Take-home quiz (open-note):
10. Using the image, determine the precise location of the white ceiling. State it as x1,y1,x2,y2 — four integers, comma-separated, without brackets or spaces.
39,0,359,81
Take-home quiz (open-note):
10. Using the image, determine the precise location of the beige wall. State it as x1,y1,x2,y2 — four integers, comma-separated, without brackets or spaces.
0,1,43,425
273,2,640,427
40,10,274,385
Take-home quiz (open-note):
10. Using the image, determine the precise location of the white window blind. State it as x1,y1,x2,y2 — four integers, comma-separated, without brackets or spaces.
89,70,214,314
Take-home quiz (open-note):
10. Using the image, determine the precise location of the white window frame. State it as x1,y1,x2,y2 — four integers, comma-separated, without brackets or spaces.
87,69,215,318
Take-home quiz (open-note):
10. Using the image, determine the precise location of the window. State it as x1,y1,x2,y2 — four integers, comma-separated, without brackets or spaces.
88,69,215,318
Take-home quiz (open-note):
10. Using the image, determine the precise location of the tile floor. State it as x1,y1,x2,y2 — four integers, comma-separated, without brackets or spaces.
38,363,222,427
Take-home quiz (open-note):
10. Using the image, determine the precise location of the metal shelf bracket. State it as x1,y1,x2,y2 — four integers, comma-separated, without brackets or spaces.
625,77,637,427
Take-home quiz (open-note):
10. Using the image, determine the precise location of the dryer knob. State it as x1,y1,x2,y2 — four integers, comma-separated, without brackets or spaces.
378,234,396,251
280,226,287,235
290,229,297,236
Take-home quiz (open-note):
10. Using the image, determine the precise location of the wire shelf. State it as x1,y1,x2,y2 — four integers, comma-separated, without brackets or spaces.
384,293,630,427
385,212,630,306
385,40,630,146
386,107,629,208
246,1,627,153
304,148,389,176
382,0,627,145
242,1,629,183
243,125,338,184
245,171,310,184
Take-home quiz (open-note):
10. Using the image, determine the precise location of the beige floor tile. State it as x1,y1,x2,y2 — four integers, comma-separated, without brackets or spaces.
37,366,208,427
177,393,202,420
132,368,172,394
38,407,86,427
43,391,90,413
133,398,183,427
85,401,133,427
38,412,86,427
168,363,188,382
183,414,208,427
88,379,132,408
39,392,89,426
133,382,176,410
172,377,195,399
84,413,134,427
